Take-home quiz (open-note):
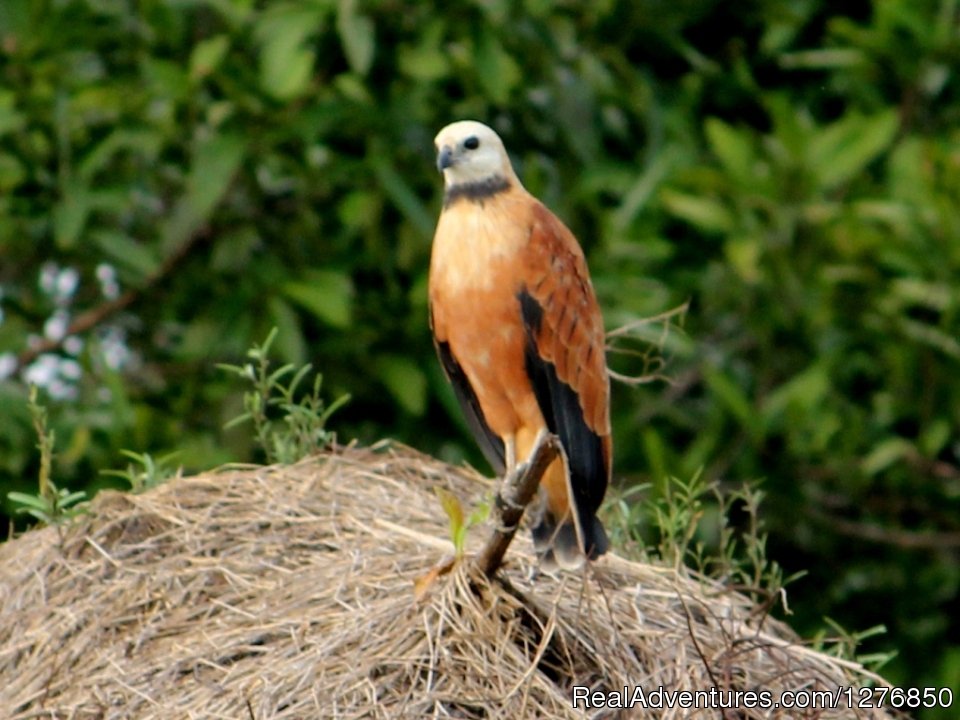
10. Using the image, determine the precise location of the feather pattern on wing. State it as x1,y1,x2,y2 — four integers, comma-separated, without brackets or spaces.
517,203,611,526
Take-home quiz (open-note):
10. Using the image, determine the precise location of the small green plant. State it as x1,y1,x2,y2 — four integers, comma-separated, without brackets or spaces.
603,480,651,556
7,386,87,526
101,450,181,493
636,470,713,571
707,482,806,614
811,618,896,675
434,487,490,557
608,474,891,676
219,328,350,464
606,471,802,612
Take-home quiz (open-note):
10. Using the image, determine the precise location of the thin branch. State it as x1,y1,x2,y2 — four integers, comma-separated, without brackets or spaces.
16,229,206,370
608,368,674,387
604,301,689,387
18,288,139,369
474,431,560,578
811,510,960,550
604,301,690,341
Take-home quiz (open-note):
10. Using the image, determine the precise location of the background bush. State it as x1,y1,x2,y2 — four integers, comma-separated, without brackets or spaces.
1,0,958,710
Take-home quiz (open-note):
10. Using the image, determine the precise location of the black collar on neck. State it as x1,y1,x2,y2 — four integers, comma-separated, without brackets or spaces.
443,175,511,208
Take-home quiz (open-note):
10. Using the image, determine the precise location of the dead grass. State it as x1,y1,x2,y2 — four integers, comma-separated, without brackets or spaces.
0,443,898,718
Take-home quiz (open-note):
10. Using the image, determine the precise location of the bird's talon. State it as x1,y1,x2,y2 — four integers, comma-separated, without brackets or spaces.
499,492,527,512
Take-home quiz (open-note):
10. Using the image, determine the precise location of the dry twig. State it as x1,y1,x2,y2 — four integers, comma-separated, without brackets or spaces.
474,431,560,578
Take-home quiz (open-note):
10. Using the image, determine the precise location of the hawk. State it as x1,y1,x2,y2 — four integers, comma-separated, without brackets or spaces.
428,120,611,568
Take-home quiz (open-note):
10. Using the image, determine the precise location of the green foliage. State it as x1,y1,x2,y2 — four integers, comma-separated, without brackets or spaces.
608,472,799,614
0,0,958,709
218,328,350,464
6,387,86,526
100,450,180,493
812,618,895,674
6,485,87,526
609,473,898,677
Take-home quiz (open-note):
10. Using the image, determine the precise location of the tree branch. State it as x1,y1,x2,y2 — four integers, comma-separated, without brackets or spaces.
16,230,206,371
811,509,960,550
474,431,560,578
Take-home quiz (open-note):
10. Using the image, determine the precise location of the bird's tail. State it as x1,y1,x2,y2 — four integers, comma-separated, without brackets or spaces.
531,506,608,571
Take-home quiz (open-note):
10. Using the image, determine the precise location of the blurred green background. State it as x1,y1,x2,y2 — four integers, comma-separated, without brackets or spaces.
1,0,958,711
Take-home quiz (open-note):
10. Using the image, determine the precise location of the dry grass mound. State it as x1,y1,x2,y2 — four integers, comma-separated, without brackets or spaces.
1,443,896,719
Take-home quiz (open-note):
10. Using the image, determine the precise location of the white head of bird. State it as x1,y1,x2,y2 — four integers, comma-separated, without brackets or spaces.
434,121,520,189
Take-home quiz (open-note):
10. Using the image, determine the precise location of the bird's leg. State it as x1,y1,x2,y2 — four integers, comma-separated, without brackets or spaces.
499,428,548,515
505,435,517,479
497,435,524,525
511,428,547,480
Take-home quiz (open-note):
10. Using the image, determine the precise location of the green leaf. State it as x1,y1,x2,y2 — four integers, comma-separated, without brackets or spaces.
474,29,520,104
642,427,668,484
897,318,960,360
58,490,87,508
809,110,899,190
338,190,378,231
778,48,864,70
78,129,163,182
282,270,354,329
435,487,464,551
0,153,25,191
142,57,190,103
196,0,255,27
370,153,434,237
611,150,675,233
375,355,427,416
189,35,230,82
862,438,914,476
187,133,246,220
761,364,830,424
91,231,160,280
7,492,49,512
703,367,761,443
53,179,91,249
0,91,26,137
465,500,490,529
705,118,756,185
267,297,307,366
162,133,245,255
659,189,734,234
0,0,33,49
723,235,762,283
919,419,950,458
255,4,323,101
398,21,449,81
888,278,953,313
336,0,375,76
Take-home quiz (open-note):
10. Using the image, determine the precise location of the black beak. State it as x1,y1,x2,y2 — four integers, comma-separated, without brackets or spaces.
436,146,454,172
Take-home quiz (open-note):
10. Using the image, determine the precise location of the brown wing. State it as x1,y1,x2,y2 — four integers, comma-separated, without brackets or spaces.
517,202,611,526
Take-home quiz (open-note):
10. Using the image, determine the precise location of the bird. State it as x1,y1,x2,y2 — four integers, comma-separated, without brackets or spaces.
428,120,612,569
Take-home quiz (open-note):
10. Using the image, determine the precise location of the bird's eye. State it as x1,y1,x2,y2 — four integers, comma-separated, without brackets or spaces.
464,136,480,150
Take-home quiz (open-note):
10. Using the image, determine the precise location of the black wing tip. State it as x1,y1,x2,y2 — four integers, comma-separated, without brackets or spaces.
517,287,608,514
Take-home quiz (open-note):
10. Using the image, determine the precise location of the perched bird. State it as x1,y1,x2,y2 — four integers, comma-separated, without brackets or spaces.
428,120,612,569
